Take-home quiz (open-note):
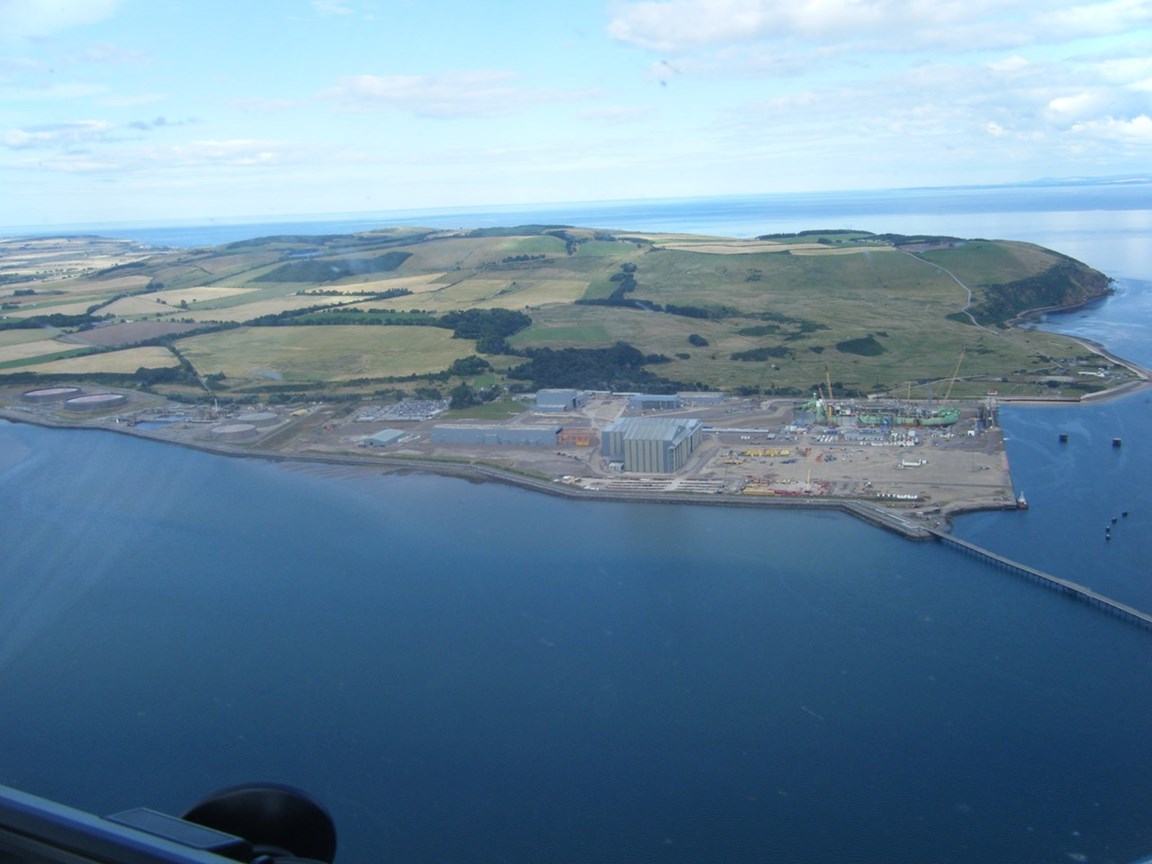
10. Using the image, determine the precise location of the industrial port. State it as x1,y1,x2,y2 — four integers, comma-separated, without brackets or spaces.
0,384,1020,529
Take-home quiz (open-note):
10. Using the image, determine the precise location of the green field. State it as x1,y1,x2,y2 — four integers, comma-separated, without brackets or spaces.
177,325,478,384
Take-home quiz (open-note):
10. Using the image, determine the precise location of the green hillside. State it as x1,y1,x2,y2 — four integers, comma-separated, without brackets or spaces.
0,227,1126,402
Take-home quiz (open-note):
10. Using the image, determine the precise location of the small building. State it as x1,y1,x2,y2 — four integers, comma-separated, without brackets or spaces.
601,417,704,473
628,393,682,411
432,424,561,447
535,389,587,412
558,427,595,446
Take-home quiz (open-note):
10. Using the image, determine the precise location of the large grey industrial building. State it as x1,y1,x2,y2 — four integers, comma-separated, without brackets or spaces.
535,389,587,412
432,424,561,447
627,393,682,411
600,417,704,473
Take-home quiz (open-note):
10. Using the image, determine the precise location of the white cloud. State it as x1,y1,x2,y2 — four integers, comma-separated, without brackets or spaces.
578,106,653,123
78,42,147,65
126,116,197,131
0,81,108,101
986,56,1030,74
161,140,285,167
713,52,1152,169
1071,113,1152,142
6,137,303,176
1096,56,1152,83
98,93,167,108
312,0,353,14
3,116,196,154
0,56,48,79
2,120,114,150
0,0,123,41
606,0,1152,55
33,154,124,173
322,71,588,118
1047,92,1103,116
229,97,301,113
1047,0,1152,38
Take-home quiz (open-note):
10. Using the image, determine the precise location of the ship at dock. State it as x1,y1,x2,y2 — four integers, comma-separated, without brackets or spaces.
855,405,961,428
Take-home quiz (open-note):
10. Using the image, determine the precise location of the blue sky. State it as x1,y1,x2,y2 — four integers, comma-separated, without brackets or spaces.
2,0,1150,228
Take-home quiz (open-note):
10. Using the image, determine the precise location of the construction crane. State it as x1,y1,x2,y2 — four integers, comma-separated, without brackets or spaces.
943,348,966,400
823,366,836,426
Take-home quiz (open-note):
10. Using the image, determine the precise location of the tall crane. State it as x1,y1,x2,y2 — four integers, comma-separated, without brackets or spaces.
829,366,838,426
823,365,836,426
944,349,966,401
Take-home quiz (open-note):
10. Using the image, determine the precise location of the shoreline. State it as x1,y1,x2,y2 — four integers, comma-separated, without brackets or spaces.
1,407,946,539
3,304,1147,542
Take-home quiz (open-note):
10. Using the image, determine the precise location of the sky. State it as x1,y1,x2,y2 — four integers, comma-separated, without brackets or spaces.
1,0,1151,229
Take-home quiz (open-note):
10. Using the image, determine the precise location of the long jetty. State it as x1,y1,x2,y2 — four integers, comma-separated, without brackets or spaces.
929,529,1152,632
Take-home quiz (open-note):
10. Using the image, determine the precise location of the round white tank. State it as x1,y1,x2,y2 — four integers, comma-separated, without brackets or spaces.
22,387,82,403
64,393,128,411
210,423,259,441
235,411,279,427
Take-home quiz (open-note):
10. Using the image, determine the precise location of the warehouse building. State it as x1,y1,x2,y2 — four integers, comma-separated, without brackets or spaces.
364,429,407,447
432,424,561,447
535,389,587,412
601,417,704,473
677,391,726,405
628,393,682,411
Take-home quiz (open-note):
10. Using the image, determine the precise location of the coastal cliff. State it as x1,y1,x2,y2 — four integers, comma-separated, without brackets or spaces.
969,257,1113,326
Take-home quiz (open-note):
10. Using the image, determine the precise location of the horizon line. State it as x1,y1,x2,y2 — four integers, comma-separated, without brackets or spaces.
3,174,1150,236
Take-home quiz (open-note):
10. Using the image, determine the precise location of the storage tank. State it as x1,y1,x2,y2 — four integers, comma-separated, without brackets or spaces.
64,393,128,412
210,423,259,442
22,387,82,403
236,411,279,427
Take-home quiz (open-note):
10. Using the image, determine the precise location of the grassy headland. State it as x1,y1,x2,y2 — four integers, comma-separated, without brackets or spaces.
0,227,1127,405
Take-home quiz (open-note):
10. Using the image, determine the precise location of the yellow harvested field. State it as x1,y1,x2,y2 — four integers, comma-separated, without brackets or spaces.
657,240,789,253
170,294,356,323
657,240,892,255
179,325,473,381
789,246,898,256
304,273,448,295
343,277,588,313
0,337,75,363
81,275,152,292
157,285,255,304
618,232,729,243
30,346,180,374
102,286,254,317
0,329,55,348
30,275,152,294
3,301,103,318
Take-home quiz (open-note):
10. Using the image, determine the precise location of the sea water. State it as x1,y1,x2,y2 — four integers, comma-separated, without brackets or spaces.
2,186,1152,863
3,422,1152,864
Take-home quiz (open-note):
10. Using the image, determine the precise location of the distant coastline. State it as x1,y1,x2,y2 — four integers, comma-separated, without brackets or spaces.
6,177,1151,248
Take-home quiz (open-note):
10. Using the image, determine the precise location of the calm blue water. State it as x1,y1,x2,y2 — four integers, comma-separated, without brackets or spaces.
2,185,1152,864
17,179,1152,278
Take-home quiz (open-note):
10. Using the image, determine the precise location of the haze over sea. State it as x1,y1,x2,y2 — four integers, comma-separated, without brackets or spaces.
2,182,1152,864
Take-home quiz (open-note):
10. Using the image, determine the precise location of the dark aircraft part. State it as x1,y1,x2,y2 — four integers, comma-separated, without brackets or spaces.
0,781,337,864
182,785,337,864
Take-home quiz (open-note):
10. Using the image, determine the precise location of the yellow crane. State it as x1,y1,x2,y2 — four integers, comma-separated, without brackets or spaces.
816,383,835,426
944,349,966,400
